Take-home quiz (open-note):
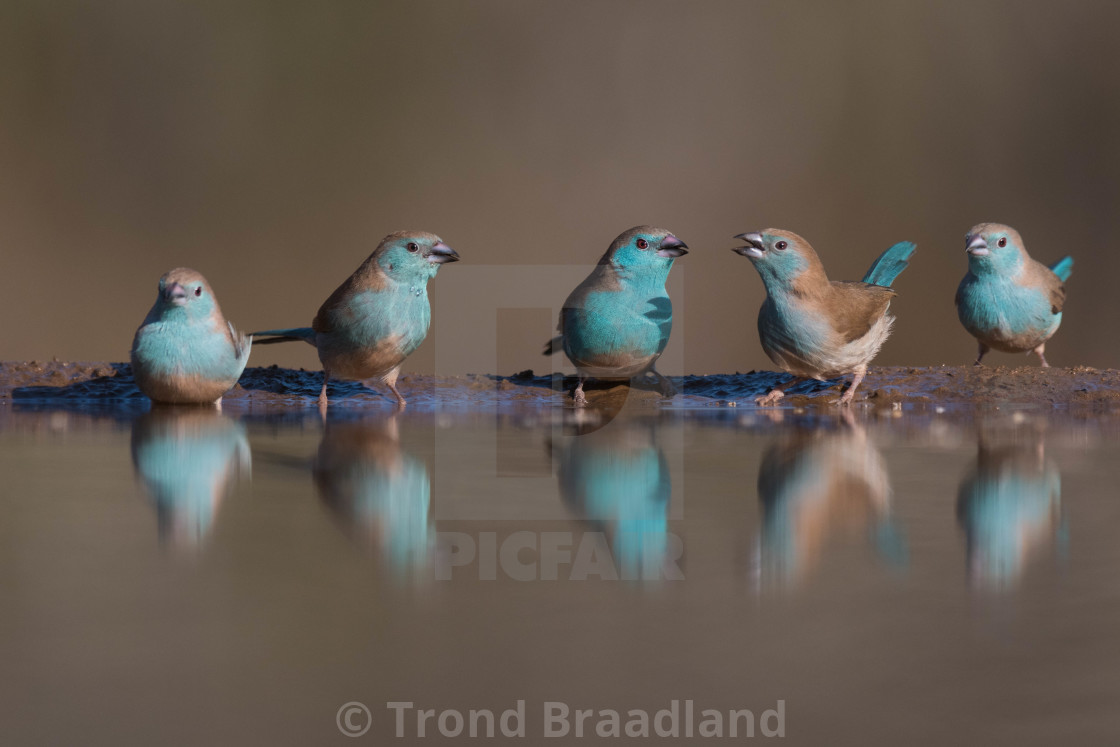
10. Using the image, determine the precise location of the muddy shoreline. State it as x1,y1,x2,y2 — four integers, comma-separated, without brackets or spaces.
1,361,1118,410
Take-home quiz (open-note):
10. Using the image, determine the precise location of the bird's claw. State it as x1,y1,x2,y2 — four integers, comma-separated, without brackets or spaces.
754,390,785,406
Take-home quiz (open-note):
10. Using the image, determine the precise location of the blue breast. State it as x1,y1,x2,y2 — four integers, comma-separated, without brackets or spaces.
342,286,432,357
565,286,672,366
134,317,244,383
957,275,1059,342
757,293,831,363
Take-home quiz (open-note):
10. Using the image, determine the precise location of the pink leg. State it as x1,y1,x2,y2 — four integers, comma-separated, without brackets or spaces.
1033,343,1050,368
318,369,330,409
382,366,406,409
572,377,588,407
837,366,867,406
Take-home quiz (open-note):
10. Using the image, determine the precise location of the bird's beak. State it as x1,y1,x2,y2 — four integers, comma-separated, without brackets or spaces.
732,232,765,259
426,242,460,264
656,236,689,258
162,282,188,305
966,235,989,256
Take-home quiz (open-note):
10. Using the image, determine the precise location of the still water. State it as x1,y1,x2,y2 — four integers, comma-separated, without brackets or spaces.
2,399,1118,745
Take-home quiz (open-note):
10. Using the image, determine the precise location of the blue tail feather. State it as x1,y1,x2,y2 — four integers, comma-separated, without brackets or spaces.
862,241,916,288
250,327,316,345
1049,256,1073,282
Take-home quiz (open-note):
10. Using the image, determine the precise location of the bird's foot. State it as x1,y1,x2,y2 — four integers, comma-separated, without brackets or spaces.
656,376,677,398
572,389,588,407
754,389,785,406
386,384,407,410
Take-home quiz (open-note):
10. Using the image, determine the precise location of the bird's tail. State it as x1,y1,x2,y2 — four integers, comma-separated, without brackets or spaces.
1050,256,1074,282
862,241,917,288
250,327,317,346
542,335,563,356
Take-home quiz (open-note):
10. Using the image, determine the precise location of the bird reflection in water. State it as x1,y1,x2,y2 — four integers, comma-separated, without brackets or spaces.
956,428,1063,589
552,417,674,580
314,414,431,577
130,406,251,550
755,413,907,589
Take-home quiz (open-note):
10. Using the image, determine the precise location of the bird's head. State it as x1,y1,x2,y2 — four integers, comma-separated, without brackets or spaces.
732,229,820,289
155,268,219,320
603,226,688,275
964,223,1026,276
374,231,460,281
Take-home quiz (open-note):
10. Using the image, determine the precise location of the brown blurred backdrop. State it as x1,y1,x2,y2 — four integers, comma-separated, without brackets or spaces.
1,1,1118,375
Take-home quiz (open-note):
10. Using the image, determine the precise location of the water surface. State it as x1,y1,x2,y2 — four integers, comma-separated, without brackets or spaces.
2,399,1118,745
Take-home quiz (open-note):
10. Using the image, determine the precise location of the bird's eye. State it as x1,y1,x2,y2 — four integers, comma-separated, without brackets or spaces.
636,238,649,249
997,237,1007,248
775,240,788,251
407,242,419,253
194,286,202,297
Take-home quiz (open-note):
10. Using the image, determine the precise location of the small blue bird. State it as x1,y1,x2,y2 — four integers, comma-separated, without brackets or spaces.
252,231,460,408
131,268,251,404
543,226,688,406
732,230,916,405
956,223,1072,367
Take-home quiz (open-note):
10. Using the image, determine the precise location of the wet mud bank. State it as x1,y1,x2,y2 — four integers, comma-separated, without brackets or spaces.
1,361,1119,411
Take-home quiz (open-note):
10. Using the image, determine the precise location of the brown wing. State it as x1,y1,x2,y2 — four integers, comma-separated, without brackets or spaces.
1024,260,1066,315
826,281,896,343
312,259,389,334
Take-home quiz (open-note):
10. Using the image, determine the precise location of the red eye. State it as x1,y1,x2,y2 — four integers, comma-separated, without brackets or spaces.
997,237,1007,248
407,242,419,253
775,240,788,250
636,238,648,249
194,287,202,296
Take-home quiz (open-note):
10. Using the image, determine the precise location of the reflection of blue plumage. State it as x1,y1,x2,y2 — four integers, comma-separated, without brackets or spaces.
957,438,1062,588
314,415,431,575
755,420,906,588
554,423,671,579
130,408,251,548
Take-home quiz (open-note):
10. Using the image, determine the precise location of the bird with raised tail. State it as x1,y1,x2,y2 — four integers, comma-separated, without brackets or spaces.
955,223,1072,367
542,226,688,406
732,230,916,406
131,268,251,404
252,231,460,408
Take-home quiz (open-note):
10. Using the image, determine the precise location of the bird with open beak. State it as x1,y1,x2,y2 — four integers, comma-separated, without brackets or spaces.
732,230,915,406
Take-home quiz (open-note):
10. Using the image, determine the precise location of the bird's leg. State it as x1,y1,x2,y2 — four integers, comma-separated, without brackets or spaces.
318,369,331,409
1033,343,1050,368
648,365,677,398
974,342,989,366
572,376,588,407
382,366,407,409
755,376,805,406
837,366,867,406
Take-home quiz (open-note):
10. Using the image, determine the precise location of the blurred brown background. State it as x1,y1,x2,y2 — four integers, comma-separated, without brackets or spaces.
1,1,1118,375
